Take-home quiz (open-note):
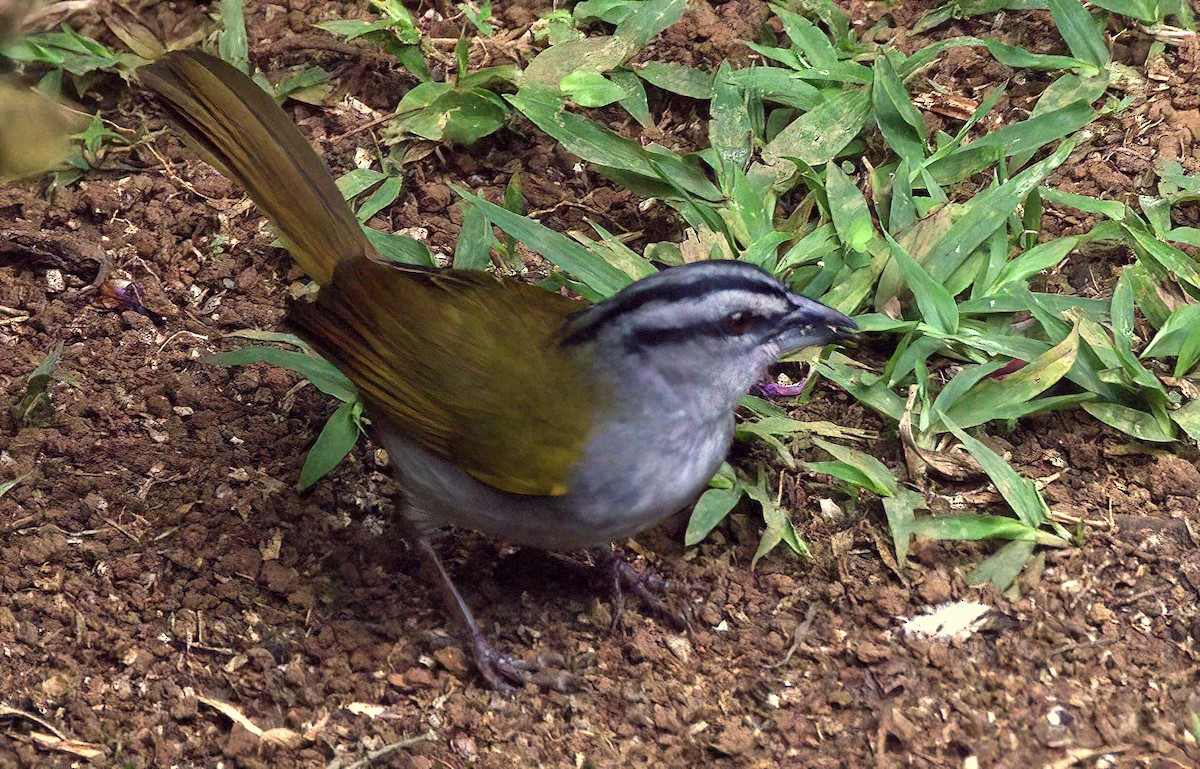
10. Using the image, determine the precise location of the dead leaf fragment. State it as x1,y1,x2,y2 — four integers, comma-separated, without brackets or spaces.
197,695,307,749
30,733,106,759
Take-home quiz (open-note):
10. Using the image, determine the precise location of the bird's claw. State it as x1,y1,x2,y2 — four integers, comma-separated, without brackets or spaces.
470,640,574,694
594,548,691,633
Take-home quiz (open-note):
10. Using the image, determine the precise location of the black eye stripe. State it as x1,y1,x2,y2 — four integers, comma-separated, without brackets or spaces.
623,311,781,350
563,270,790,345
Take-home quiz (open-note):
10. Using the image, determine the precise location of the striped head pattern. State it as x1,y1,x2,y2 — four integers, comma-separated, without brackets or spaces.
563,260,855,354
561,260,856,406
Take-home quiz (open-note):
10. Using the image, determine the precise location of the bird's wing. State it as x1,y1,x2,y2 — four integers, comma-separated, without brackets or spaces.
290,258,598,496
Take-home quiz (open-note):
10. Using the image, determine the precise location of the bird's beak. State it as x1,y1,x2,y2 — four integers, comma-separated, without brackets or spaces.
772,295,858,351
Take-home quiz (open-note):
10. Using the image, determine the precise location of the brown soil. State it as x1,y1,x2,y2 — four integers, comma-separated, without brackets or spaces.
2,1,1199,768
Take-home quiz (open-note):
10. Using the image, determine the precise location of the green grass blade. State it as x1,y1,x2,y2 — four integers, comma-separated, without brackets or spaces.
940,327,1080,430
811,437,899,496
926,101,1092,185
725,67,822,110
453,201,493,270
985,235,1081,294
938,411,1053,529
882,488,926,565
884,231,960,334
218,0,249,73
453,186,633,296
1047,0,1110,69
685,477,744,546
1083,402,1176,442
872,53,926,164
967,539,1037,591
923,141,1073,283
613,0,688,51
710,62,752,190
635,61,714,99
825,163,878,254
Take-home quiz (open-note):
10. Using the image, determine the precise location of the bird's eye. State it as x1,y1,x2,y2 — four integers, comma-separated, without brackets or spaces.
725,311,753,335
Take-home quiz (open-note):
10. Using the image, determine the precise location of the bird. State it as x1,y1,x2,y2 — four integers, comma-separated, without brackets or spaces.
139,50,856,690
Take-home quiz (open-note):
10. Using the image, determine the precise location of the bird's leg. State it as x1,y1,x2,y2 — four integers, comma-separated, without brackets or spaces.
406,529,532,692
400,515,574,692
586,546,691,633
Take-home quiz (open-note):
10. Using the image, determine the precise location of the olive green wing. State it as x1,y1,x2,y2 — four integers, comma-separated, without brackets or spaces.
290,258,597,496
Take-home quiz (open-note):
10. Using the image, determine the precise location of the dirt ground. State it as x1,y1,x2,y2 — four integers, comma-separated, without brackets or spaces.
2,1,1199,767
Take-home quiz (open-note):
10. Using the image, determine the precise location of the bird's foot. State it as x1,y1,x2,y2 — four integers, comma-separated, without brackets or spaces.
590,547,690,633
409,527,576,693
468,638,574,694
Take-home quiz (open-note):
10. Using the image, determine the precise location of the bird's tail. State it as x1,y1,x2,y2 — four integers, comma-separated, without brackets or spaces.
139,50,370,285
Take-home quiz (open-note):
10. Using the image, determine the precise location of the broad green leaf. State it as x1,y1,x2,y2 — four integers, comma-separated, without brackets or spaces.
710,63,752,189
401,88,509,145
522,36,629,86
1141,301,1200,361
560,70,626,107
300,400,363,489
613,0,687,51
356,174,402,221
939,412,1054,530
931,360,1008,415
205,347,358,402
908,515,1056,543
902,35,1093,77
585,221,658,280
818,355,906,421
745,470,807,566
967,539,1037,591
457,64,521,90
761,87,871,168
926,101,1092,184
825,163,877,254
363,227,435,266
778,223,838,272
883,488,926,565
1110,272,1166,391
315,19,404,40
1172,400,1200,444
726,67,822,110
923,141,1073,282
574,0,637,23
336,168,389,199
453,201,493,270
1038,185,1126,220
872,53,926,164
610,70,652,127
811,438,899,496
1124,226,1200,292
635,61,714,99
685,482,744,546
218,0,249,73
1175,321,1200,377
508,86,721,202
985,235,1081,293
